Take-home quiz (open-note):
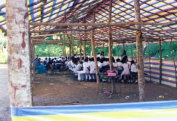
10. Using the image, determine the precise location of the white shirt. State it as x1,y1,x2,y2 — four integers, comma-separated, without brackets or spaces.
131,64,137,72
113,62,117,67
121,63,130,75
117,62,123,67
98,62,103,69
103,61,109,66
89,61,96,73
83,62,89,73
76,63,82,71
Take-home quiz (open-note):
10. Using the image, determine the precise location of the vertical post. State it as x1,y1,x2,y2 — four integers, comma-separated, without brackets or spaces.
108,0,115,93
170,38,177,88
84,26,87,58
70,33,74,56
108,0,113,70
159,38,162,84
90,12,100,84
30,38,35,80
148,39,152,82
6,0,32,107
133,0,145,101
68,35,72,58
123,43,125,51
84,41,87,58
80,40,82,59
61,35,66,57
131,44,133,60
102,43,105,52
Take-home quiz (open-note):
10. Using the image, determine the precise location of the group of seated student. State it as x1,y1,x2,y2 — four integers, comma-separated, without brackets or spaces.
34,55,68,74
68,51,137,83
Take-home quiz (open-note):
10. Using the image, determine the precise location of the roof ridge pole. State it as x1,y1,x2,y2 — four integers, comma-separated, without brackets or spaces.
90,12,100,85
6,0,32,107
133,0,145,101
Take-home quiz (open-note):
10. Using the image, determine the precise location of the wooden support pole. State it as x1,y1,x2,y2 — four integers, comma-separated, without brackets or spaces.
131,44,133,60
83,41,87,58
148,39,152,82
123,43,125,51
61,35,66,57
69,35,72,58
170,38,177,88
29,34,35,80
7,0,32,107
79,28,82,60
84,25,87,58
96,42,98,54
108,0,113,70
80,40,82,59
108,0,115,93
71,35,74,56
90,12,100,84
134,0,145,101
159,38,162,84
102,43,105,52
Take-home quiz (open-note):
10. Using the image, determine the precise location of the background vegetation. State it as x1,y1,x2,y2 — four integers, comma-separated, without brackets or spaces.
1,33,177,64
0,34,7,64
35,39,177,60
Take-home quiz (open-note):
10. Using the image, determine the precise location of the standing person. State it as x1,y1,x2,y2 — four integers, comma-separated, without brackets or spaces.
34,55,39,65
121,61,130,83
88,58,96,80
100,51,104,59
121,50,128,63
130,60,138,83
77,58,90,81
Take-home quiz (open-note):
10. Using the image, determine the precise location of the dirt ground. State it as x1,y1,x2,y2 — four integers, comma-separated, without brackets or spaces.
0,65,11,121
32,71,177,106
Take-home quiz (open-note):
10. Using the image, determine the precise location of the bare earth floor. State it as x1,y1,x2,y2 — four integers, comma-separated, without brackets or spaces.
33,72,177,106
0,65,11,121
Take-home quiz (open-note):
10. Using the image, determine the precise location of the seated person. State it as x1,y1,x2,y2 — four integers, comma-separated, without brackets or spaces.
46,58,53,71
98,58,103,69
103,58,109,67
35,59,46,74
112,57,117,68
116,58,122,67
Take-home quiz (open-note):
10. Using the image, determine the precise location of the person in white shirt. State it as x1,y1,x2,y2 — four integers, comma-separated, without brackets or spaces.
78,58,90,81
121,61,130,83
115,58,123,75
73,61,83,73
98,59,103,69
88,58,96,80
116,58,123,67
103,58,109,67
130,60,138,83
112,57,117,68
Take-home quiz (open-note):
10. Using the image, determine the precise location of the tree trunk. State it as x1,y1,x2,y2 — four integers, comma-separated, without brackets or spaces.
7,0,32,107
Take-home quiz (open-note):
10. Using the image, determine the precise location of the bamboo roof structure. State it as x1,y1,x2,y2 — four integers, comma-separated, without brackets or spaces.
1,0,177,43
